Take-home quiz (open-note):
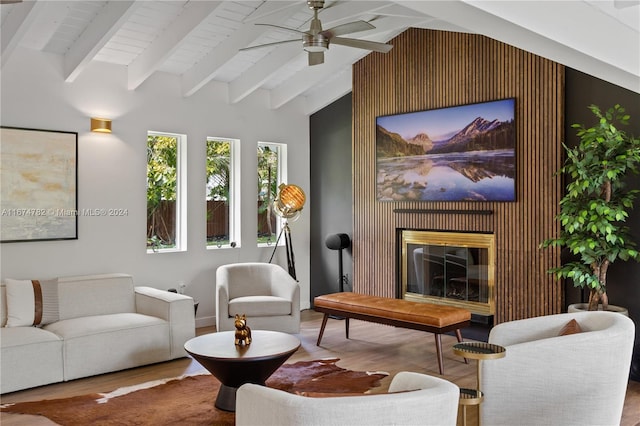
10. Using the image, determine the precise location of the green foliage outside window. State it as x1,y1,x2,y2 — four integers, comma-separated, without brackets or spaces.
257,144,279,244
147,134,177,250
207,139,231,247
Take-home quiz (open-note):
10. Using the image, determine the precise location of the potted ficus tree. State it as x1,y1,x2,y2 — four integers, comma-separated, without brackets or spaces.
542,104,640,311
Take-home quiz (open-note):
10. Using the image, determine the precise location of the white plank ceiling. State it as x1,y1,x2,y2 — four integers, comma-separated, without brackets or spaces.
1,0,638,115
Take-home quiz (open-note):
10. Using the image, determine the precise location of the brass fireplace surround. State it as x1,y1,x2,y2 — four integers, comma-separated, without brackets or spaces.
400,230,495,316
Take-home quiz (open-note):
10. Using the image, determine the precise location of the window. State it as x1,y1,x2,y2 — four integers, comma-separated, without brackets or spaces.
206,137,240,249
146,131,187,252
257,142,287,246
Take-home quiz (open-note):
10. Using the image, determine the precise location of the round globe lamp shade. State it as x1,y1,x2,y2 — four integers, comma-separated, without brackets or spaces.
273,184,305,220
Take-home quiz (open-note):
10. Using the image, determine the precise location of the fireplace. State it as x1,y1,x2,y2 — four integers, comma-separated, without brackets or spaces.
399,230,495,316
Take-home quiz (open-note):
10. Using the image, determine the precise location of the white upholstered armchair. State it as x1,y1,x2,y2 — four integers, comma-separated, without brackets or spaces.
216,262,300,333
480,311,635,426
235,371,460,426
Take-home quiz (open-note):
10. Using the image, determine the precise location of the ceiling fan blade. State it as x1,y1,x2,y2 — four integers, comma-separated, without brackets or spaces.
255,23,309,36
331,37,393,53
244,2,301,23
240,39,300,52
308,51,324,66
321,20,375,38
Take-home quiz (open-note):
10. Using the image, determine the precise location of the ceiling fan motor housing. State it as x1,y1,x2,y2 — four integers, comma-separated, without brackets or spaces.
304,0,327,52
307,0,325,10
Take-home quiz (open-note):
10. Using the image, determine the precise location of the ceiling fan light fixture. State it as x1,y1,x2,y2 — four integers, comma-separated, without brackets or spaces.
303,34,328,52
303,43,327,53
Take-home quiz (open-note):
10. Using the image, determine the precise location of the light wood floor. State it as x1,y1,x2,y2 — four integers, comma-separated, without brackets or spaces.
2,310,639,426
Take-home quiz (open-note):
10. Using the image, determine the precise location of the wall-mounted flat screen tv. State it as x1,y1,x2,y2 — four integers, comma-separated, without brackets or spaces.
376,98,516,202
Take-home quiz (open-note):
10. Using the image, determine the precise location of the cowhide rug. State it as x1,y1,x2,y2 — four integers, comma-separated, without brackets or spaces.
1,358,388,425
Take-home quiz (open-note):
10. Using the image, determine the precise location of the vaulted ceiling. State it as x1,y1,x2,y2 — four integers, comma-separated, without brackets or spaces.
1,0,638,115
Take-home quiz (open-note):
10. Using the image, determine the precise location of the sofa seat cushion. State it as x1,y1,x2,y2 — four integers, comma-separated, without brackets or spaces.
1,327,64,394
43,312,164,338
44,313,171,381
1,325,62,347
229,296,292,317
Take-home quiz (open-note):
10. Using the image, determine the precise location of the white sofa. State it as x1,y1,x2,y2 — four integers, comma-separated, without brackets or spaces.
480,311,635,426
1,273,195,394
236,371,460,426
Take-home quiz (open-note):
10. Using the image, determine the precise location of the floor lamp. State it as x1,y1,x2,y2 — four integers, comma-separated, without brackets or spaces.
268,183,306,280
325,233,350,292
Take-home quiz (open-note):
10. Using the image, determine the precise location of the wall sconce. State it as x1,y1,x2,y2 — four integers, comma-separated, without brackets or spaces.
91,117,112,133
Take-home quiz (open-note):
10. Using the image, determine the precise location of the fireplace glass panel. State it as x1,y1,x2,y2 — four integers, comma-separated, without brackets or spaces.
409,245,488,303
401,230,494,315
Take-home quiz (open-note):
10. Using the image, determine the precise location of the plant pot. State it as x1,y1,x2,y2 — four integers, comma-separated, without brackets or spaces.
567,303,629,316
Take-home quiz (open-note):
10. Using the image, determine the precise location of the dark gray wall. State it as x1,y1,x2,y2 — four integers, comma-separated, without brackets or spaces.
564,68,640,380
309,93,353,303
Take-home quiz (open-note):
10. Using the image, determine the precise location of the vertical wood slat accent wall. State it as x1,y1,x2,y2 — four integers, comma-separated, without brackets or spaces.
352,29,564,324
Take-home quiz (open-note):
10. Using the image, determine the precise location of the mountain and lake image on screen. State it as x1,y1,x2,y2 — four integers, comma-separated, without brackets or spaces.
376,98,516,202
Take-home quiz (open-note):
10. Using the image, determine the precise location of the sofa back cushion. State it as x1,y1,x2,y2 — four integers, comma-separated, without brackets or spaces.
58,273,135,320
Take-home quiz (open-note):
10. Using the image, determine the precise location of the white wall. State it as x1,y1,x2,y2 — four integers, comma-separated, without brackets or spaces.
0,48,311,327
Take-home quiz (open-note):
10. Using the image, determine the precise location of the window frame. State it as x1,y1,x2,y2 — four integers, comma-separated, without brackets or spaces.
257,141,288,248
206,136,241,250
146,130,187,254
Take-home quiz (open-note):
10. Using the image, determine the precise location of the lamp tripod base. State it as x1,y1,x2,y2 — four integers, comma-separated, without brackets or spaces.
268,222,297,280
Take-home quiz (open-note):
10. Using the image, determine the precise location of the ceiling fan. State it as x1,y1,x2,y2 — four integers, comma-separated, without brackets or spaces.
241,0,393,66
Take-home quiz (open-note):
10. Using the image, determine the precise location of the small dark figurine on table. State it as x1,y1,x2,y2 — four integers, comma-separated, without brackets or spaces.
234,314,252,346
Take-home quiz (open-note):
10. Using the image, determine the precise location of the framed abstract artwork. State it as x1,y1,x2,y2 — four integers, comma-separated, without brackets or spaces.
1,127,78,242
376,98,516,202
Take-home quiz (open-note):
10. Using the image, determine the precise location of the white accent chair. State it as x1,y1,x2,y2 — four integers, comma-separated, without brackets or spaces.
216,262,300,333
480,311,635,426
235,371,460,426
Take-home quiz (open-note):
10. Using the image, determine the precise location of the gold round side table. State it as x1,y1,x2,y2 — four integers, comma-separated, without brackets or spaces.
458,388,483,426
453,342,506,426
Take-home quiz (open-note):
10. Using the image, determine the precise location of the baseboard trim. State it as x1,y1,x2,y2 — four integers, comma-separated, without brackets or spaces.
195,315,215,328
